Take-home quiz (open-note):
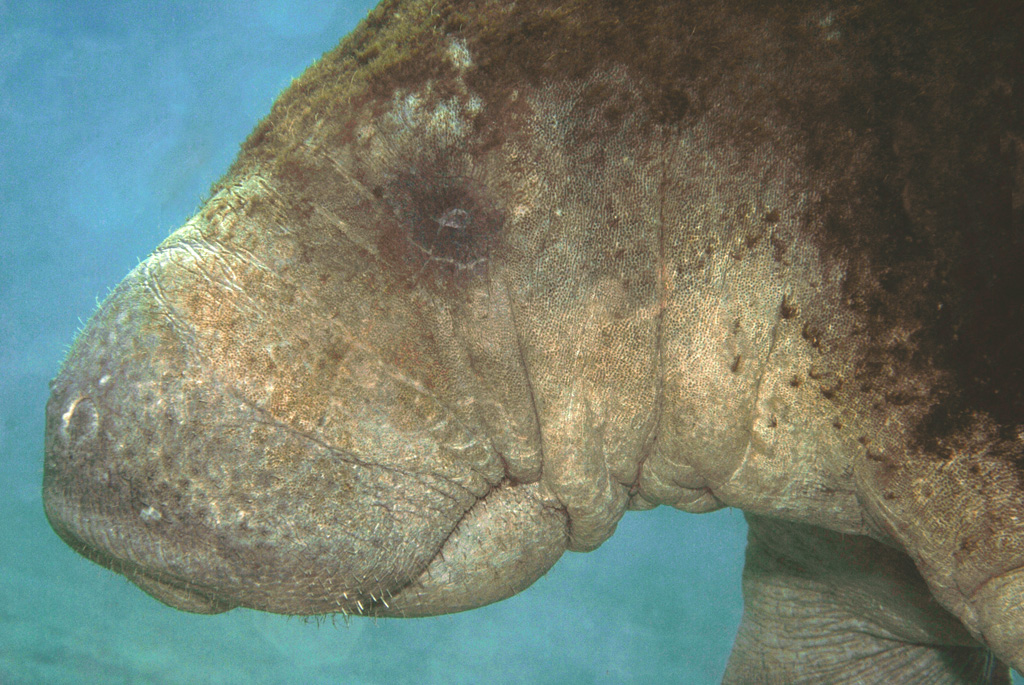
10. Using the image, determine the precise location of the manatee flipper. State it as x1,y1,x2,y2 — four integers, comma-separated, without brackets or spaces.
724,514,1010,685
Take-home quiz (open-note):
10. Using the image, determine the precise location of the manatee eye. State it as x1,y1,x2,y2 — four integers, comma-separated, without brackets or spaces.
436,207,471,232
379,151,504,290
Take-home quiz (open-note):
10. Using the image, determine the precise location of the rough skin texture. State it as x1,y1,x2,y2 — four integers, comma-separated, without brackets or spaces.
43,0,1022,681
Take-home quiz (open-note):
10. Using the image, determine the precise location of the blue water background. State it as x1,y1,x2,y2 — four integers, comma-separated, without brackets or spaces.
1,2,989,684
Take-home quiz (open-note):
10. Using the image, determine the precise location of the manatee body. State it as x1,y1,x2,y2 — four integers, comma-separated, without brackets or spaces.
43,1,1023,681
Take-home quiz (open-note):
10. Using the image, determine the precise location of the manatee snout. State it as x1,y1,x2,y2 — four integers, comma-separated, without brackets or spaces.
43,281,238,613
42,281,401,615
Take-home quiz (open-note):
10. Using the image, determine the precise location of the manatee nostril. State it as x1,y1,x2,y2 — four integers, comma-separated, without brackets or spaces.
60,396,99,447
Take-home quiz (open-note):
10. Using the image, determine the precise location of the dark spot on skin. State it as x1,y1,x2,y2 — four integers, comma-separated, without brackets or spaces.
325,344,347,363
768,415,778,428
858,435,870,446
884,491,896,501
602,103,624,126
969,464,981,475
885,392,915,407
790,376,802,388
855,359,886,379
764,209,780,224
654,84,689,121
832,420,843,430
744,233,762,249
780,296,798,320
730,354,742,373
770,233,789,263
801,323,823,351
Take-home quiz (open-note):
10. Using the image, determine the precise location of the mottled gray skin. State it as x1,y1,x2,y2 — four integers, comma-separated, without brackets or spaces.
43,1,1023,682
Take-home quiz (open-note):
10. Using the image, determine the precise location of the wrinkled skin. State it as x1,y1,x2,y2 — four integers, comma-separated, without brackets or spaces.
43,1,1023,682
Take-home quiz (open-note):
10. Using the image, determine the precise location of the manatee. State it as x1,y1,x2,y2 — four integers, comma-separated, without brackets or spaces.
43,0,1023,681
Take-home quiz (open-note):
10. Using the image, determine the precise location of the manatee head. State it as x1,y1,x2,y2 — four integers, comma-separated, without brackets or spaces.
42,114,568,617
41,88,569,617
43,1,603,617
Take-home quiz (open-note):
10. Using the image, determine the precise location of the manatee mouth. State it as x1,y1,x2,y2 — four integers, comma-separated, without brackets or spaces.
358,480,569,618
45,436,565,619
127,572,233,614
